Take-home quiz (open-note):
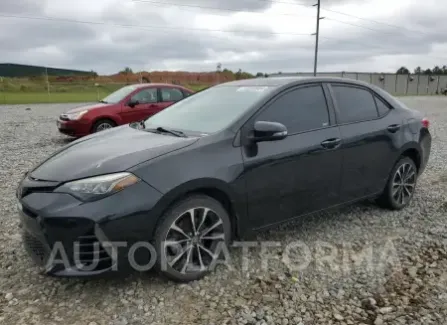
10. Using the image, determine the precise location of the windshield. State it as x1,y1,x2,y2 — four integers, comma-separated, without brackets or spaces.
144,85,274,134
101,85,139,104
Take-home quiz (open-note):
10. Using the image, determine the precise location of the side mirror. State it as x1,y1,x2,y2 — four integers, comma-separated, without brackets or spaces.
128,98,139,107
249,121,288,143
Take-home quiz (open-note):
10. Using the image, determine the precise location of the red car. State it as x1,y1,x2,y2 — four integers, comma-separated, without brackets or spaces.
57,83,194,137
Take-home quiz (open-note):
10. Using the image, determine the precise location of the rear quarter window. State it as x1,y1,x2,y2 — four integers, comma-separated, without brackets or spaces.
374,96,391,116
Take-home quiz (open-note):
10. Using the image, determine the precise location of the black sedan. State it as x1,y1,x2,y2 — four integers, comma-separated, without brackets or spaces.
17,77,431,282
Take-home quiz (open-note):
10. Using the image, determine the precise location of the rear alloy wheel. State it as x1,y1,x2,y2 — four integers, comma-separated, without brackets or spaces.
154,195,231,282
377,157,418,210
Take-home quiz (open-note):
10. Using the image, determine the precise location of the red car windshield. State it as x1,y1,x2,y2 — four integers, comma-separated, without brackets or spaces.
101,85,139,104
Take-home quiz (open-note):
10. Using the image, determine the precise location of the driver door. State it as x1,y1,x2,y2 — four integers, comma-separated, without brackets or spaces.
240,84,343,229
120,87,160,123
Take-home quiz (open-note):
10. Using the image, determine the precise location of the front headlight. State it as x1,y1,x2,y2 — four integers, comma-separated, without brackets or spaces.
55,172,140,201
66,110,88,120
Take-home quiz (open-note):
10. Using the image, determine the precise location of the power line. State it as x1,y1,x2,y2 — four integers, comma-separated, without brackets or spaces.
321,8,431,36
0,13,311,36
325,18,411,35
0,12,443,65
132,0,314,18
132,0,433,39
249,0,433,36
319,36,446,61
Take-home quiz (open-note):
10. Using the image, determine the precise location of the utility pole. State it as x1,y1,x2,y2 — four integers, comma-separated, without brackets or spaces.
312,0,324,76
45,67,50,101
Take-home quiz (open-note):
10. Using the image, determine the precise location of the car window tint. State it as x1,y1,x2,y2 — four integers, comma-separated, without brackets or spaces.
255,85,330,134
131,88,157,104
160,88,184,102
375,96,391,116
332,85,378,123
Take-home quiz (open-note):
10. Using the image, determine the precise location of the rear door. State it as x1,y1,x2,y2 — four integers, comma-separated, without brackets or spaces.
157,87,185,112
328,83,403,202
120,87,160,123
241,84,343,229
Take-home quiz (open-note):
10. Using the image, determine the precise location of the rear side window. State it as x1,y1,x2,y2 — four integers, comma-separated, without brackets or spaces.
332,85,378,123
256,85,330,134
374,96,391,116
182,89,193,97
160,87,184,102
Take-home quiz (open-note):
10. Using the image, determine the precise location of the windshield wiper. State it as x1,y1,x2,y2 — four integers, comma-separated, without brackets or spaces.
99,100,108,103
145,126,186,137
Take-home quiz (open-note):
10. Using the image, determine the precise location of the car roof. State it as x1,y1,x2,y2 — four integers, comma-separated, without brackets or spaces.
219,76,372,88
130,83,189,89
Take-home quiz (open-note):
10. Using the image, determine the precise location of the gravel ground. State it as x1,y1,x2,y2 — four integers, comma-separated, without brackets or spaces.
0,98,446,325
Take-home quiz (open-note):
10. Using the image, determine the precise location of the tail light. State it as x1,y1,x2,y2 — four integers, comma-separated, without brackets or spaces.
422,118,430,129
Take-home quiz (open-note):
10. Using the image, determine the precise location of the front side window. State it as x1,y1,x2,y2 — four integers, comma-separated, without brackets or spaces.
101,85,139,104
255,85,330,134
332,85,378,123
145,85,274,134
160,87,184,102
131,88,158,104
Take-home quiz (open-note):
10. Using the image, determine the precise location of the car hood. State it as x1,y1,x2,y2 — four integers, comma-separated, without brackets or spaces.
30,126,199,182
65,103,113,113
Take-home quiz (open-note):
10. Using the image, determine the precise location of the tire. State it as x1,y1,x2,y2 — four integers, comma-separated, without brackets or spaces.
92,119,115,133
376,157,418,210
153,195,231,282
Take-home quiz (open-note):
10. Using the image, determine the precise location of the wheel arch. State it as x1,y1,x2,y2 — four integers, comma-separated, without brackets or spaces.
397,142,422,172
151,178,244,240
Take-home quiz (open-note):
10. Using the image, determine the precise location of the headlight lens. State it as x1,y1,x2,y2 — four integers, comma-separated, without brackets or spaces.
55,172,140,201
66,110,88,120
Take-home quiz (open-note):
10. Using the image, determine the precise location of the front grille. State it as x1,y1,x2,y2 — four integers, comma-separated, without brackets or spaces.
73,231,113,271
23,232,49,266
20,186,56,199
18,177,59,199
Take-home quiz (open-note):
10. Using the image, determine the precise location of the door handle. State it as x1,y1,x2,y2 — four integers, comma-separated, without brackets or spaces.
387,124,401,133
321,138,341,149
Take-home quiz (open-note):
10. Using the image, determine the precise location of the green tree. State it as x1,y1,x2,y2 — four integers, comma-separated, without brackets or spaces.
235,68,242,80
256,72,264,77
414,66,422,74
396,66,410,74
120,67,133,74
433,66,442,74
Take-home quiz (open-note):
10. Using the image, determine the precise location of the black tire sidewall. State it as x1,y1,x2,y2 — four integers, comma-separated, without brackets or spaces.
153,195,231,282
385,157,418,210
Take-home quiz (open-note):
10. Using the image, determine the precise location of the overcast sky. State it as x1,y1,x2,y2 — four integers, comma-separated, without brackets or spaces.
0,0,446,74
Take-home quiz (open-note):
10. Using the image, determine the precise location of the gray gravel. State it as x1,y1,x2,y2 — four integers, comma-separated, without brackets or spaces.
1,98,447,325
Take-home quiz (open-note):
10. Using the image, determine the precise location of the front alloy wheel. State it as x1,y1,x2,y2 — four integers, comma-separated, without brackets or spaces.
165,207,225,274
154,195,231,282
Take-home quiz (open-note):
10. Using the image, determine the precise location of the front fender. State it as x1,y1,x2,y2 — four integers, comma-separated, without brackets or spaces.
147,178,247,240
92,114,123,126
